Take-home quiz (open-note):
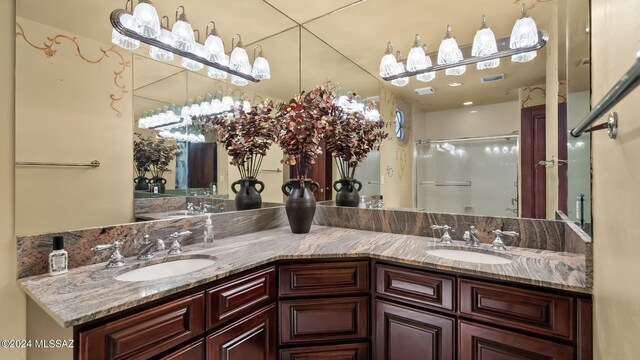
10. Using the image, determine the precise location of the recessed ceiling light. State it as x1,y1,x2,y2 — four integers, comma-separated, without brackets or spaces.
463,101,473,106
448,82,463,87
469,110,478,114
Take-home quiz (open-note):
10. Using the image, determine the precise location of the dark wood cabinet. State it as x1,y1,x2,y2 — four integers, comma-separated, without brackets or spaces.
280,343,369,360
207,305,276,360
458,320,573,359
159,339,204,360
375,263,454,312
374,299,455,360
458,278,573,340
280,297,369,344
206,266,276,329
577,297,593,360
279,261,369,297
77,293,205,360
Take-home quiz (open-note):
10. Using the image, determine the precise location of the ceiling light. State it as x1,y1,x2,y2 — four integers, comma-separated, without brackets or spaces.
437,25,466,76
510,4,538,62
463,101,473,106
472,15,500,70
406,34,428,71
132,0,160,38
229,34,251,75
251,45,271,80
203,21,225,62
112,10,140,50
172,6,195,52
448,82,462,87
416,44,435,82
379,42,398,77
149,16,173,61
390,51,409,87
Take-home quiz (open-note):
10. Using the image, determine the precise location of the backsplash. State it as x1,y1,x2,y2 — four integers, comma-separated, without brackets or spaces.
134,197,186,214
17,206,287,278
314,203,566,252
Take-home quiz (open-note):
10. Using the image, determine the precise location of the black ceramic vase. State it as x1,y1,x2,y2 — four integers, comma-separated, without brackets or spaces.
333,179,363,207
150,177,167,194
134,176,149,191
281,179,320,234
231,178,265,210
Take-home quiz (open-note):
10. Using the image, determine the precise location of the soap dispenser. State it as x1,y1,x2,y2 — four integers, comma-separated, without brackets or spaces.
49,235,68,276
204,214,214,244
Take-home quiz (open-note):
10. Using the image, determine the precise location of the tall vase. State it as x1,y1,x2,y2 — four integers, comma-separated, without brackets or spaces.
134,176,149,191
150,176,167,194
231,178,265,210
281,179,319,234
334,179,363,207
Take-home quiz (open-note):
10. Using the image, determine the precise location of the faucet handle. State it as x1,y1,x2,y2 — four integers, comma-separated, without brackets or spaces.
430,224,454,244
167,231,191,255
91,241,125,268
490,230,519,251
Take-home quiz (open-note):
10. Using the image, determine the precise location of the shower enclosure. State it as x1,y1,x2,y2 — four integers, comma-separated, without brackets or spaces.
415,135,519,217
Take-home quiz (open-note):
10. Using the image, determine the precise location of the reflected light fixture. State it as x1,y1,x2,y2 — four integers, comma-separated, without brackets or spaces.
406,34,428,71
390,51,409,87
510,3,538,62
208,53,229,79
181,30,204,71
416,44,435,82
172,6,195,52
229,34,251,74
251,45,271,80
379,42,398,77
112,4,140,50
472,15,499,70
437,25,466,76
203,21,225,62
448,82,463,87
132,0,161,38
149,16,174,61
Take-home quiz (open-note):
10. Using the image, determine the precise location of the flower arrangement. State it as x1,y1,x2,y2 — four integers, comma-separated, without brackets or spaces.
325,110,388,179
133,135,180,179
275,86,339,179
198,100,277,179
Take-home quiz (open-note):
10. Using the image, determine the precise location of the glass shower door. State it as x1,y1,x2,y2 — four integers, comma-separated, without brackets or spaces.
415,135,519,217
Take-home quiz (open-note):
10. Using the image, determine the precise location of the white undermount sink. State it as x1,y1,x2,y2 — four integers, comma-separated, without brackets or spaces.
115,258,215,282
426,249,512,265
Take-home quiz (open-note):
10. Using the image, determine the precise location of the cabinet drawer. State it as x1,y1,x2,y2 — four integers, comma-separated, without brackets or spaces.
280,343,369,360
207,267,276,329
375,263,455,312
279,262,368,297
458,279,573,339
207,305,276,360
78,293,204,360
280,297,368,344
375,300,454,360
459,321,573,359
159,340,204,360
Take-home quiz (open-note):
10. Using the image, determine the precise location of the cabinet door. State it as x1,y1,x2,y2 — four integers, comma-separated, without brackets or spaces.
280,343,369,360
374,300,454,360
77,293,204,360
159,340,204,360
207,305,276,360
459,321,573,360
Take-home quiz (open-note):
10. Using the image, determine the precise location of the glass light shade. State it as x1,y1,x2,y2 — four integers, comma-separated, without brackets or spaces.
112,14,140,50
437,38,464,65
204,34,225,62
390,63,409,87
416,54,435,82
379,53,398,77
406,45,427,71
510,16,539,49
231,75,249,87
200,101,212,115
472,27,500,70
180,105,191,119
251,56,271,80
132,1,160,38
512,51,537,62
181,44,205,71
229,46,251,74
171,20,195,52
149,28,174,61
207,54,229,79
242,101,251,112
445,66,466,76
210,99,223,113
221,96,234,111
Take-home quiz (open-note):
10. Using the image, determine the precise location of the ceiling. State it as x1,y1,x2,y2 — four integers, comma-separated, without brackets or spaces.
17,0,590,113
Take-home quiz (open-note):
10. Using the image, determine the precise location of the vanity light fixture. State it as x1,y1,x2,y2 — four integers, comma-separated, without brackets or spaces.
379,42,399,77
390,51,409,87
251,45,271,80
416,44,436,82
438,25,466,76
132,0,161,38
110,3,264,82
448,82,463,87
472,15,500,70
510,4,538,62
406,35,428,71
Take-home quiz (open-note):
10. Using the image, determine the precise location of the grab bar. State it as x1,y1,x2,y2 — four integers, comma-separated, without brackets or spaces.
260,168,282,173
16,160,101,168
571,53,640,137
420,181,471,187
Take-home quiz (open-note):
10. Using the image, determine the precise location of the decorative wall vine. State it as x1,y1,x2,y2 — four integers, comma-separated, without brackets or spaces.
16,22,130,118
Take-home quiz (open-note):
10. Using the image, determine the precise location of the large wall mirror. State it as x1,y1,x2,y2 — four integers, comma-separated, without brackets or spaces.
14,0,591,237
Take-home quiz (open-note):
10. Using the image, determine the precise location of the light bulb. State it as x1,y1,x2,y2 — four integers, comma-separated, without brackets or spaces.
112,13,140,50
438,25,466,76
379,42,398,77
132,0,160,38
406,35,428,71
472,16,500,70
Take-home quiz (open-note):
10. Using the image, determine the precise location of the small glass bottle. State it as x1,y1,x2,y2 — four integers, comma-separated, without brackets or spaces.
204,214,214,245
49,235,68,276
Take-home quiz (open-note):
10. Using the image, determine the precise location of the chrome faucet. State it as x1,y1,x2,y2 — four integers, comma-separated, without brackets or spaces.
464,226,481,247
92,241,126,267
430,225,454,244
168,231,192,255
137,235,165,260
491,229,520,251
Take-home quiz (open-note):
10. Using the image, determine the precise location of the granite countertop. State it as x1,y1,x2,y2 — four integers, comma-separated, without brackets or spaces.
18,225,588,328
